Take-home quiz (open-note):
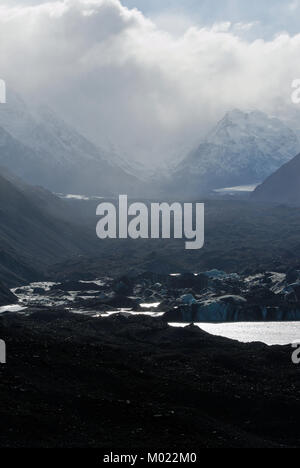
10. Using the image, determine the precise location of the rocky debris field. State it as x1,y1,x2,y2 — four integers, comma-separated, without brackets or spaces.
10,268,300,322
0,310,299,448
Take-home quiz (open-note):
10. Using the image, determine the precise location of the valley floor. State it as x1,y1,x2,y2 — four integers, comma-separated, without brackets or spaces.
0,310,299,448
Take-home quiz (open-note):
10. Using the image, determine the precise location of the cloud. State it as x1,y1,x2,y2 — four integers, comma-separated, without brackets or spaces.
289,1,300,11
233,21,259,32
0,0,300,163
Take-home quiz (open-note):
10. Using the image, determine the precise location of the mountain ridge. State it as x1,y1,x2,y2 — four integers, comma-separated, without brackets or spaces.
252,152,300,205
168,109,300,197
0,169,97,287
0,90,143,196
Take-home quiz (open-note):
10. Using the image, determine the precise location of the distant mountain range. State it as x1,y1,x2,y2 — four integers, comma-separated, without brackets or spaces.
0,93,298,201
169,109,300,197
0,91,142,196
252,153,300,205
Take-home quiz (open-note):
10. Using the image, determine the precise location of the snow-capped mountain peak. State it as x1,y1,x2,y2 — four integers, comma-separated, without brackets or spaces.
170,109,300,196
0,90,142,195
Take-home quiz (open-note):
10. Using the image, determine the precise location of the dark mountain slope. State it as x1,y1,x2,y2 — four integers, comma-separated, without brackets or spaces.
0,171,96,287
0,281,17,306
252,153,300,205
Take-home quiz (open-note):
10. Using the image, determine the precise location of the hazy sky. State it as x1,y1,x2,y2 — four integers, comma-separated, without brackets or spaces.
1,0,300,163
5,0,300,37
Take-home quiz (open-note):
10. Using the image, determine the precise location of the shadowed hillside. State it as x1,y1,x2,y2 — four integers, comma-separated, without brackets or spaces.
0,170,97,286
252,153,300,205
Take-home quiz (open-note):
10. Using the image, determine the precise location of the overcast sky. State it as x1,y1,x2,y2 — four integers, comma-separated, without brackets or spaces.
1,0,300,163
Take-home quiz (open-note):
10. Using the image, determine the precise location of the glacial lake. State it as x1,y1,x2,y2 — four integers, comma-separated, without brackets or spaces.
170,322,300,346
7,280,300,346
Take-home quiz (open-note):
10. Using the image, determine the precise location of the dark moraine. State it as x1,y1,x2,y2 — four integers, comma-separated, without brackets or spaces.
0,310,299,448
